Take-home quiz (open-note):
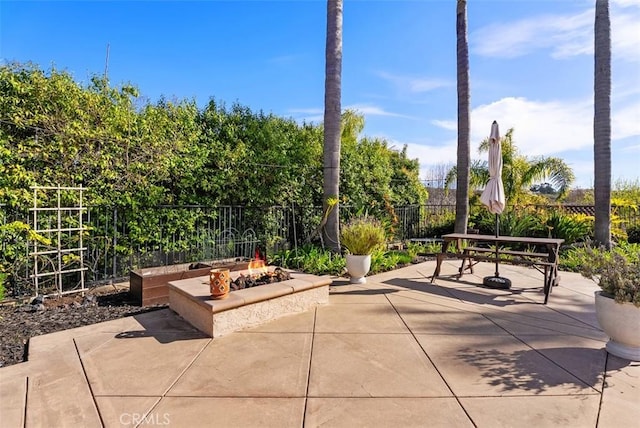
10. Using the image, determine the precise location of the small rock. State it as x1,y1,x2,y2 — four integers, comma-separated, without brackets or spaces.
19,305,37,313
30,295,45,305
82,295,97,307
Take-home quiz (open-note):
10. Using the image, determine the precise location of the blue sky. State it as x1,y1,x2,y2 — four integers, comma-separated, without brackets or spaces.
1,0,638,189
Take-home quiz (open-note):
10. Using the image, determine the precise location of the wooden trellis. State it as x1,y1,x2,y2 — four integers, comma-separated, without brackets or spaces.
30,186,88,296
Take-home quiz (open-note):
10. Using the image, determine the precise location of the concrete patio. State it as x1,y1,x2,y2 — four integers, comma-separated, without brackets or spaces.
1,259,638,427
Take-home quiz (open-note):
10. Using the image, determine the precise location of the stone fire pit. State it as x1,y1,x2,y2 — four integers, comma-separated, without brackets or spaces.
168,267,331,337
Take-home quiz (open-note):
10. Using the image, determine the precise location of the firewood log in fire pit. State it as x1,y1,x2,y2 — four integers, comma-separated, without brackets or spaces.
231,267,291,291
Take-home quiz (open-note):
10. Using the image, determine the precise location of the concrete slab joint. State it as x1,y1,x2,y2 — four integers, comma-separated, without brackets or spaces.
168,271,331,337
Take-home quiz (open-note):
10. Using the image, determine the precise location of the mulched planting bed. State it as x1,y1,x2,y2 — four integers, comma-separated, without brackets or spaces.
0,287,167,368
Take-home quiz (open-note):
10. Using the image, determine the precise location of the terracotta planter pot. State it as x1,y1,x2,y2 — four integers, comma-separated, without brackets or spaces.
595,291,640,361
210,269,231,299
346,254,371,284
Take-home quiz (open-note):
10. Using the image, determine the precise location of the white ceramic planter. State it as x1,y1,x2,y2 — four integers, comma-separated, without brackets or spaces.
594,291,640,361
346,254,371,284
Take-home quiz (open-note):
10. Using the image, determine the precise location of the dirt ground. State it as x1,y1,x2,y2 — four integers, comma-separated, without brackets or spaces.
0,284,166,368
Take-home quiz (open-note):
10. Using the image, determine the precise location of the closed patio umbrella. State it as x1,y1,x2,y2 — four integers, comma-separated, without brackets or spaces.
479,121,511,289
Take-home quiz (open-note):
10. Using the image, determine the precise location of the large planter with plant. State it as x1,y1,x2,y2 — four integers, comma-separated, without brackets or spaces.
340,216,386,284
581,245,640,361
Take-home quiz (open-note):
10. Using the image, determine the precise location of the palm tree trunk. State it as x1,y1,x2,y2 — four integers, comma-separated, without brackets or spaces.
594,0,611,248
323,0,343,252
455,0,471,234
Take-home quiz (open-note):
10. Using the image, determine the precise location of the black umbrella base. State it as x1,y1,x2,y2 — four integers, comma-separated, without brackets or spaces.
483,276,512,289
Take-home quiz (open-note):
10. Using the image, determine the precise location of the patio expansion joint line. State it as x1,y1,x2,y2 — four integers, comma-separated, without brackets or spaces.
481,314,603,394
92,394,166,398
163,337,213,396
478,305,604,337
385,293,479,428
453,392,601,399
126,336,213,427
22,376,28,428
132,398,164,428
595,352,610,427
542,301,602,331
73,338,106,428
301,306,319,428
312,331,412,336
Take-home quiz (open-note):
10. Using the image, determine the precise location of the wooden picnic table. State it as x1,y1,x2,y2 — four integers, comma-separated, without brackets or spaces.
430,233,564,304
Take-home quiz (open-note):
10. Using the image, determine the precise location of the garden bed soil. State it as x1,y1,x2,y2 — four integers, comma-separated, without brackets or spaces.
0,286,167,368
0,268,291,368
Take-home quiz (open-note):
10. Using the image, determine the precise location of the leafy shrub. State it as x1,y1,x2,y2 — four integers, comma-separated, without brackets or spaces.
340,216,387,255
544,211,593,244
406,241,442,256
578,242,640,306
1,221,52,298
421,210,455,238
269,244,345,276
559,245,591,272
370,249,413,274
272,244,421,277
473,208,544,238
0,273,5,301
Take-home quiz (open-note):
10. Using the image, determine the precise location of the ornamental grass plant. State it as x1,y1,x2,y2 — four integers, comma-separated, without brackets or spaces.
340,216,387,255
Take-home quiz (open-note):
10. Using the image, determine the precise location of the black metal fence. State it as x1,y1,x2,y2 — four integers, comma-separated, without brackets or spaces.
2,202,639,298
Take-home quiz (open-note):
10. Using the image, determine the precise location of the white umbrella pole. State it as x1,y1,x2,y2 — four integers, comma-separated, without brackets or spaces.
483,211,511,289
494,213,500,277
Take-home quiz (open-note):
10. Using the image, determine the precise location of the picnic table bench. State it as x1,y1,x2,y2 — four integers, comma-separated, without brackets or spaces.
430,233,564,304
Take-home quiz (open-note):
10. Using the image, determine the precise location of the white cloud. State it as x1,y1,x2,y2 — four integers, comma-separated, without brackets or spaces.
402,93,639,189
612,102,640,140
287,108,323,123
613,0,640,9
431,119,457,131
376,71,452,93
288,103,414,124
344,103,412,118
472,3,640,62
402,140,459,181
621,143,640,152
470,97,593,156
612,12,640,60
566,159,595,188
404,103,589,185
470,94,640,155
471,10,592,59
409,78,452,93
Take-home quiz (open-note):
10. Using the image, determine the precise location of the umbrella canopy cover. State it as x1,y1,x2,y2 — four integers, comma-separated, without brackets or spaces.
480,121,506,214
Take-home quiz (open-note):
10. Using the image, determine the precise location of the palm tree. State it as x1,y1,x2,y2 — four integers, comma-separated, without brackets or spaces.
322,0,343,252
594,0,611,248
445,128,575,204
454,0,471,233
